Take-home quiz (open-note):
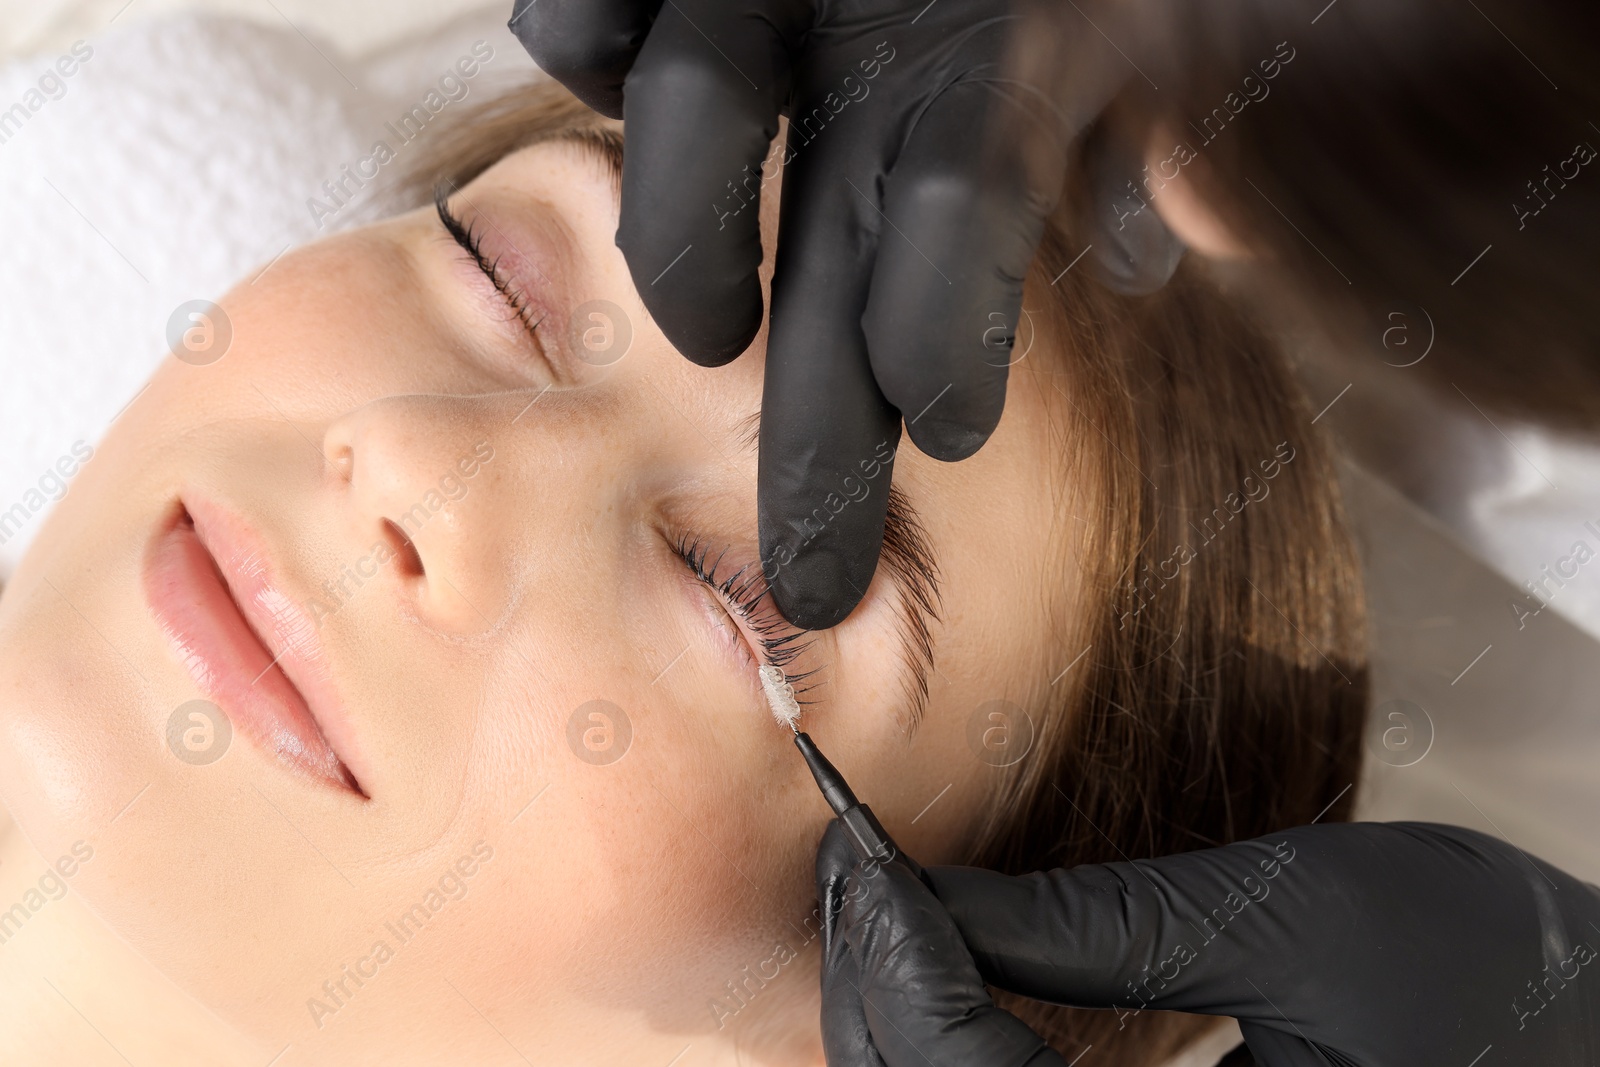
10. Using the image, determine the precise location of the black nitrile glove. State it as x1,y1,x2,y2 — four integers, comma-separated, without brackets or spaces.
510,1,1183,628
819,819,1600,1066
815,820,1068,1066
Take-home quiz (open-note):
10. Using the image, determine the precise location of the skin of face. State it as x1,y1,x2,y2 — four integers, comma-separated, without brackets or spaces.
0,139,1073,1066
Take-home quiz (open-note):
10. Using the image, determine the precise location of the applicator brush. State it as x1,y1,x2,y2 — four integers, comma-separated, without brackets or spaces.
759,665,803,733
757,665,921,876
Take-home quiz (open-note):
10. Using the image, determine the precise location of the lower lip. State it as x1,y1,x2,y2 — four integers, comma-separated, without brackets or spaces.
144,508,360,793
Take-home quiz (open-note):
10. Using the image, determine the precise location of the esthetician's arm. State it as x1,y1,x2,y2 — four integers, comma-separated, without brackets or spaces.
816,819,1600,1066
508,0,1178,629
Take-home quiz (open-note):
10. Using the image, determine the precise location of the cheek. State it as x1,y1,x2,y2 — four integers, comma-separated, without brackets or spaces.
161,231,508,415
455,675,824,1034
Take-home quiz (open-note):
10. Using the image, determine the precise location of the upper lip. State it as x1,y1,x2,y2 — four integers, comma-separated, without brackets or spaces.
147,494,367,796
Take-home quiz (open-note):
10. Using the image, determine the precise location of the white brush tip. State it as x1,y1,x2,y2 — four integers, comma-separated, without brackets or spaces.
759,665,802,729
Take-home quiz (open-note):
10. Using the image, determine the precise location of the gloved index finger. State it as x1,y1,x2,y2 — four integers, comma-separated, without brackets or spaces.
616,0,807,368
925,822,1572,1063
926,834,1325,1019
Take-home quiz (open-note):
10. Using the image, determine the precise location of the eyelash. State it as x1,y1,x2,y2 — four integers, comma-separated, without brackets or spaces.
673,535,819,702
434,187,547,343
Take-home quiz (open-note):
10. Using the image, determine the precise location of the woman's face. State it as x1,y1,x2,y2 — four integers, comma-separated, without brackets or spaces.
0,135,1069,1063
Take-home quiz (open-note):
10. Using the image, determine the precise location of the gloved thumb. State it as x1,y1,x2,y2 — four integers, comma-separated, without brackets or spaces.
816,822,888,1067
815,820,1064,1067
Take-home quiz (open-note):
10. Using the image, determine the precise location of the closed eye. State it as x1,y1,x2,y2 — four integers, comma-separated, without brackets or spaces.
434,185,546,344
672,534,820,702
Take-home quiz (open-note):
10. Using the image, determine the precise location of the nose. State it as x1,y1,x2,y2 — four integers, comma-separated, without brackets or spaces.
322,395,507,633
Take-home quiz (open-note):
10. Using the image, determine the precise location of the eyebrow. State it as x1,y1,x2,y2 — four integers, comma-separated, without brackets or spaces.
735,413,942,731
876,485,943,732
554,127,624,197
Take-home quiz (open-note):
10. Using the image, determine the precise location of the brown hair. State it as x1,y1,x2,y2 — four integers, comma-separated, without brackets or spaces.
399,79,1368,1066
969,179,1368,1062
394,84,623,209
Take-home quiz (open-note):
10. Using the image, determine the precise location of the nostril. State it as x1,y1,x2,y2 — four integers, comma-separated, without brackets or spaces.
383,519,425,579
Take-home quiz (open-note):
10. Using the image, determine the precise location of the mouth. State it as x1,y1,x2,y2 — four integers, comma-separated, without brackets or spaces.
143,496,366,796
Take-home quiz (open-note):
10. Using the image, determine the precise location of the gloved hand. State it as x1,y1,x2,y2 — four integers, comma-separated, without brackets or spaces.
814,820,1067,1066
817,819,1600,1065
509,0,1182,628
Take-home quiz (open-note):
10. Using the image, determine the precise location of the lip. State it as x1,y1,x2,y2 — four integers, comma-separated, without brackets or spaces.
143,496,367,796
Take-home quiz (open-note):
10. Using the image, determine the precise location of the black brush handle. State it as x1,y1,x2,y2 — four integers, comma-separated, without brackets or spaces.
794,732,924,879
